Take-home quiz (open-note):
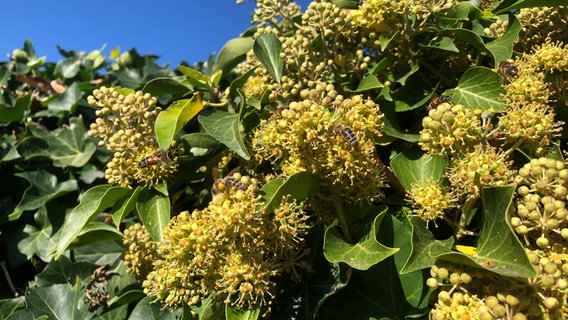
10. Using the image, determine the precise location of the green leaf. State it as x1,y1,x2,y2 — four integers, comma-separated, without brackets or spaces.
0,296,26,318
154,93,204,149
136,188,170,242
445,66,506,111
253,34,283,84
390,148,448,190
420,36,459,52
128,296,183,320
349,75,383,92
47,82,84,112
55,58,80,78
324,208,399,270
493,0,568,14
180,133,221,149
178,65,212,89
107,286,145,309
330,0,359,9
0,93,31,123
400,216,454,274
35,256,96,287
17,207,61,261
226,305,260,320
485,14,521,67
8,171,77,222
20,117,97,167
71,222,123,248
25,283,93,320
259,171,320,215
198,110,250,160
52,185,130,259
142,77,192,97
112,186,142,226
213,37,254,77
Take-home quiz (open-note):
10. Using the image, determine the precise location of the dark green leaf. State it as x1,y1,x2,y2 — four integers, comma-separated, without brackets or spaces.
445,67,505,111
324,208,399,270
142,77,192,97
35,256,96,287
213,37,254,78
259,171,319,215
0,297,26,318
420,36,459,52
253,34,283,84
8,171,77,222
107,286,145,309
47,82,84,112
0,93,31,123
52,185,130,259
350,75,383,92
226,305,260,320
390,148,448,190
17,207,61,261
198,110,250,160
485,14,521,67
21,117,97,167
0,135,20,163
154,93,203,149
25,283,93,320
71,222,123,248
112,186,141,226
229,66,258,102
400,216,454,274
330,0,359,9
128,296,183,320
136,188,170,242
180,133,221,149
73,241,124,266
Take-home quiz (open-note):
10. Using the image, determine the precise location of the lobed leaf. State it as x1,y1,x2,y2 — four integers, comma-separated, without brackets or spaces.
445,66,505,111
0,93,31,123
390,148,448,190
25,283,93,320
47,82,83,113
324,208,399,270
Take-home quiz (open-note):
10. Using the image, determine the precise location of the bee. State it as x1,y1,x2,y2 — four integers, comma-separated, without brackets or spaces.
427,95,452,110
211,175,247,195
330,123,359,147
499,60,518,78
137,149,175,168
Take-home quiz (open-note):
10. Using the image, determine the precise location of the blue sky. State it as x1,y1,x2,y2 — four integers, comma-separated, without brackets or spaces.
0,0,312,67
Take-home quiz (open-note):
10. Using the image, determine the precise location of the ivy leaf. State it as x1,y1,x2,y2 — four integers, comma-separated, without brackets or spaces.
111,186,143,227
136,187,170,242
259,171,320,215
35,256,97,287
19,116,97,167
213,37,254,79
55,58,80,78
420,36,459,52
128,296,183,320
71,222,124,248
154,93,204,149
253,34,283,84
52,185,130,259
17,206,62,261
198,110,250,160
445,66,505,111
142,77,192,97
493,0,568,14
0,93,31,123
25,283,93,320
330,0,359,9
324,207,399,270
348,75,383,92
226,305,260,320
180,132,221,149
8,171,77,222
0,296,26,317
390,148,448,190
178,65,212,89
486,14,521,67
47,82,83,113
400,216,454,274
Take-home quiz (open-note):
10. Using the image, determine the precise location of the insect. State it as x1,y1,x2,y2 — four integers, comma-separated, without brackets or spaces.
137,149,175,168
427,95,452,110
211,175,247,195
330,123,359,147
499,60,518,78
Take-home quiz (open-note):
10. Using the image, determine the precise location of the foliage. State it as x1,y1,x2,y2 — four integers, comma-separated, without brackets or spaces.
1,1,568,319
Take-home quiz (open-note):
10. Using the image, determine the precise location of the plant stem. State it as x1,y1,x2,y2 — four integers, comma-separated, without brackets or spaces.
457,195,478,239
332,197,352,242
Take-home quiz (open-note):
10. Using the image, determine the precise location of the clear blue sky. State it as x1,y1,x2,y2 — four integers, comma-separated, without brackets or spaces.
0,0,312,67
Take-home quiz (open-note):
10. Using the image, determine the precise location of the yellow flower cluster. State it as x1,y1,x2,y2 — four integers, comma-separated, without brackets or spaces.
406,178,456,222
252,83,386,204
142,173,307,311
123,223,160,282
87,87,179,187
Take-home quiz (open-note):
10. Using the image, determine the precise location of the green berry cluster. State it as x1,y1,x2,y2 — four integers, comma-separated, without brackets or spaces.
123,223,160,282
252,83,385,204
418,103,483,156
513,158,568,249
406,178,456,222
142,173,307,312
87,87,179,187
249,0,301,27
